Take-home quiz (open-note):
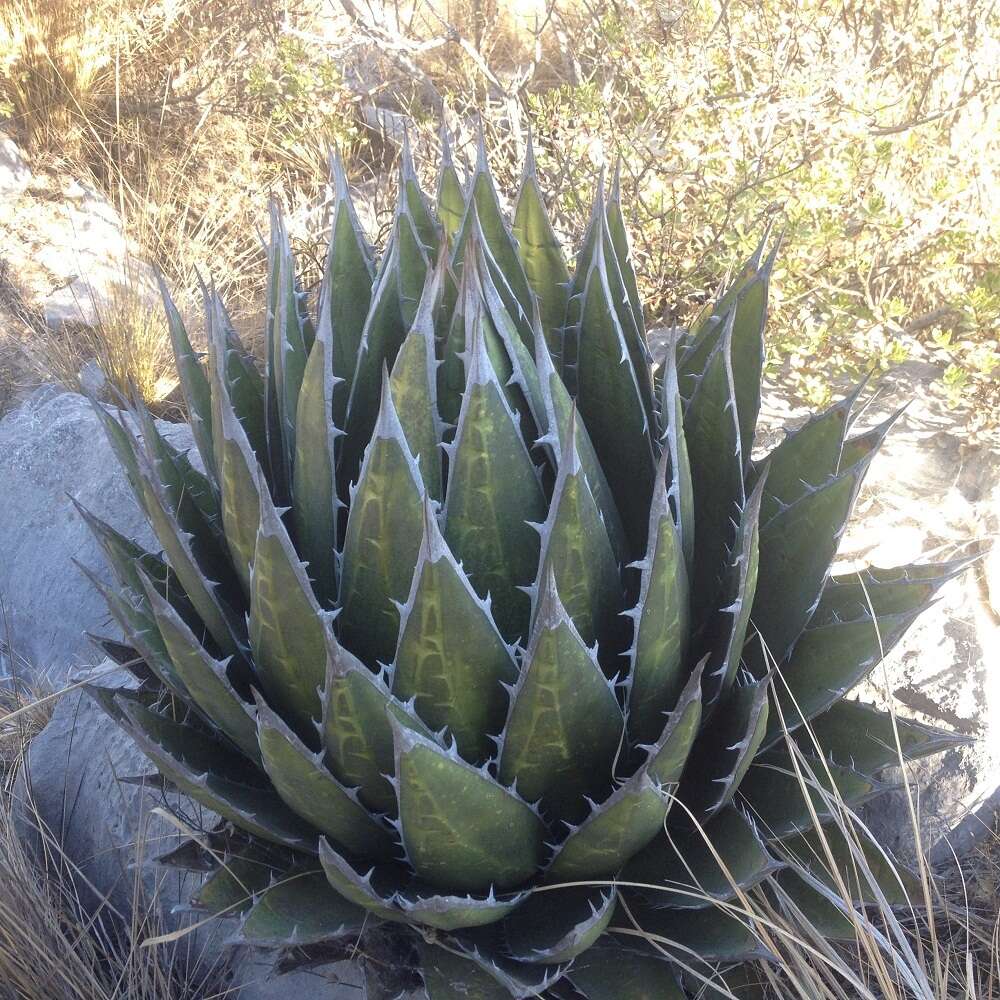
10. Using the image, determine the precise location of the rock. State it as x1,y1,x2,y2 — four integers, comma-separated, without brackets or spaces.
14,659,374,996
12,662,233,980
0,388,192,684
0,135,157,332
0,133,31,207
78,359,108,397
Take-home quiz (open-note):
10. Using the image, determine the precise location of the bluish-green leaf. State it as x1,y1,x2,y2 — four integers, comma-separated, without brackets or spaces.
498,570,624,823
392,498,518,763
392,719,545,892
338,378,426,669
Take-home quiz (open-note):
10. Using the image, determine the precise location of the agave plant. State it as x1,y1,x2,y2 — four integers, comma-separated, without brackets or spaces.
78,129,972,999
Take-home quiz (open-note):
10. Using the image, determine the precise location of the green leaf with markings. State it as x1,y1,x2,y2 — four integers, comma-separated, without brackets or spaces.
338,380,426,669
626,449,690,746
250,482,330,737
498,570,623,822
393,719,545,892
576,225,655,552
393,499,518,763
532,413,622,661
513,137,570,359
443,320,547,643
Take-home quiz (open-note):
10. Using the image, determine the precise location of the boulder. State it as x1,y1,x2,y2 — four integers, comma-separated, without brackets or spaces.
0,132,156,332
14,661,372,998
0,388,191,685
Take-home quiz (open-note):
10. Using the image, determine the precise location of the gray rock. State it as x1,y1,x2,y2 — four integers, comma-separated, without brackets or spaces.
0,388,191,684
14,660,374,996
12,662,234,982
0,133,31,205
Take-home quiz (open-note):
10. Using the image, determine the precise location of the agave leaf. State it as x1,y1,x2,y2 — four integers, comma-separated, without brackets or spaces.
398,202,431,329
436,125,466,245
683,312,744,622
264,201,311,485
325,154,375,427
566,943,687,999
769,868,858,940
505,885,616,964
132,438,245,659
737,750,885,840
255,696,395,859
393,498,518,762
451,131,535,350
70,498,196,627
391,718,545,892
546,767,672,881
208,290,269,464
751,382,863,524
639,658,705,786
795,699,971,774
234,870,365,946
213,368,264,598
837,406,905,470
138,570,260,763
561,174,607,395
532,411,622,661
615,898,771,963
338,379,426,668
534,328,627,564
437,258,471,427
397,884,531,932
443,317,547,643
389,271,444,500
318,838,404,921
678,233,770,395
475,238,548,448
337,239,406,494
606,162,646,351
725,245,776,456
418,940,514,1000
400,130,441,256
498,570,624,822
432,925,570,997
321,632,437,815
513,137,570,362
186,851,276,918
76,562,186,697
600,213,655,437
108,695,315,851
762,605,927,745
658,335,694,571
679,679,769,821
688,962,768,1000
86,400,148,515
576,223,656,552
622,807,779,909
131,400,229,581
292,267,342,606
156,271,216,482
776,825,920,910
625,449,690,746
811,555,974,627
698,474,765,712
752,451,876,664
250,480,331,736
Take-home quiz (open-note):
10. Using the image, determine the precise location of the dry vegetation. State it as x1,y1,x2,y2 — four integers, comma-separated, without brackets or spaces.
0,0,996,419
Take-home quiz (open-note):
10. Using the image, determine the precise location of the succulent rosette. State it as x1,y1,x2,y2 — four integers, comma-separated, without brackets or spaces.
79,129,971,998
